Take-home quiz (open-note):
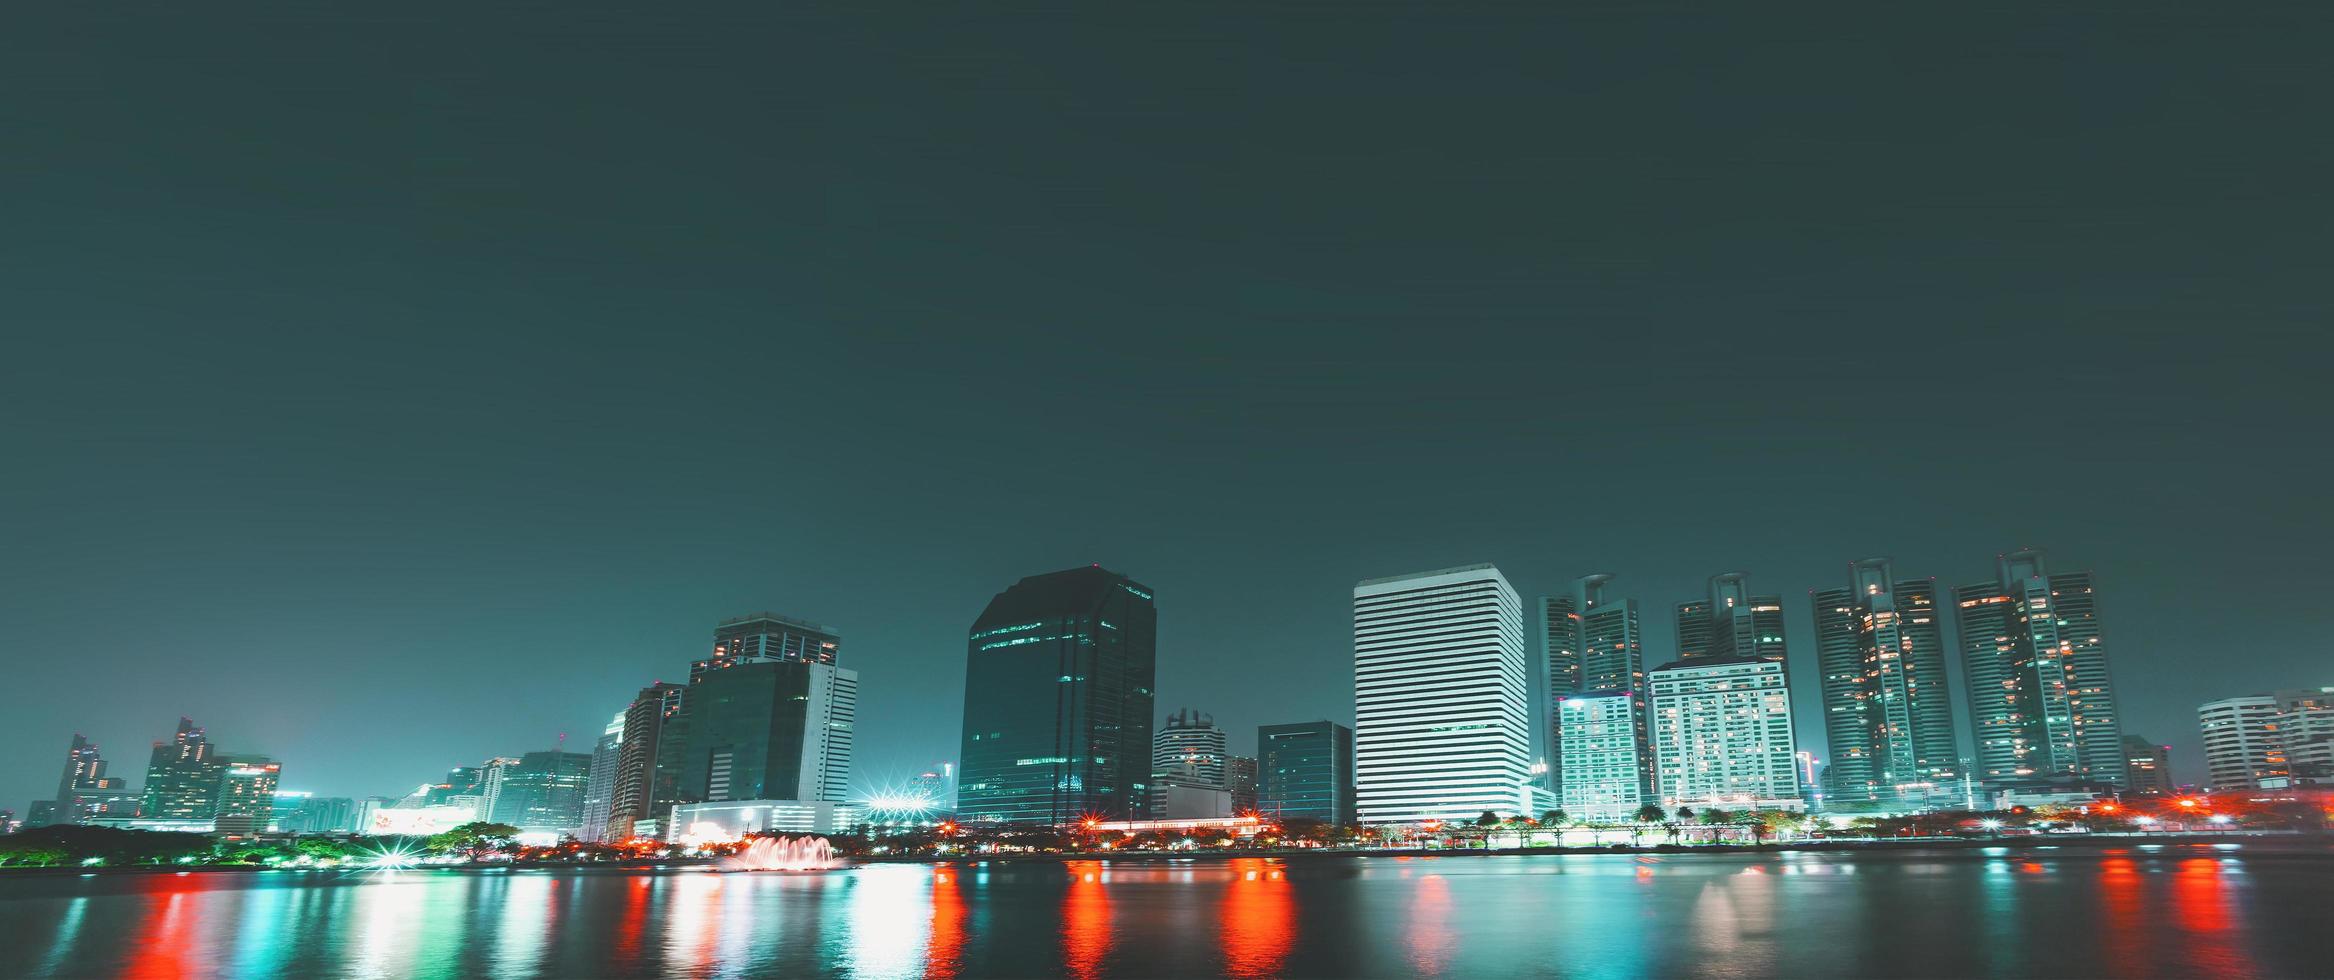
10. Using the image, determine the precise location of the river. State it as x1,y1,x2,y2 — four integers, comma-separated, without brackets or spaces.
1,842,2325,978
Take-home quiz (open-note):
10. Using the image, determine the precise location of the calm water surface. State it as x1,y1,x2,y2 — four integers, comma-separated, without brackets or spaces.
1,844,2327,978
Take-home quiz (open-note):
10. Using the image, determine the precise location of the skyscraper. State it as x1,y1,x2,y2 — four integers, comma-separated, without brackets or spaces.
1676,573,1788,664
1354,564,1531,823
143,718,224,821
1541,575,1653,805
676,660,857,806
489,750,595,832
1812,559,1959,808
1257,721,1355,826
1955,549,2126,789
1649,657,1801,809
1226,756,1258,814
608,682,686,840
957,565,1157,825
1558,691,1645,823
2277,688,2334,782
55,734,105,810
580,711,625,842
695,613,841,681
1153,708,1228,787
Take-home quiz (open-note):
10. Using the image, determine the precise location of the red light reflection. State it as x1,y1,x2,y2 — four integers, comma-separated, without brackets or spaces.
1219,859,1294,978
930,865,967,978
1061,861,1112,980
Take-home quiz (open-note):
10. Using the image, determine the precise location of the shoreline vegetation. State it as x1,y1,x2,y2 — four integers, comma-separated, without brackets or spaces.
5,833,2325,878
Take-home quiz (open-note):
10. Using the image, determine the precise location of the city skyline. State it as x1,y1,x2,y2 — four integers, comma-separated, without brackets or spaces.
5,544,2313,816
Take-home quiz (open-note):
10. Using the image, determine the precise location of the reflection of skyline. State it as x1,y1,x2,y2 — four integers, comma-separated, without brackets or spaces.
1,851,2317,977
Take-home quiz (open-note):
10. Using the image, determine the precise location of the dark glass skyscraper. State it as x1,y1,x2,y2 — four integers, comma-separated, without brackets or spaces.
1813,558,1959,808
488,750,594,832
957,565,1157,825
143,717,224,820
608,682,686,840
1257,721,1355,825
1955,549,2125,789
675,659,857,805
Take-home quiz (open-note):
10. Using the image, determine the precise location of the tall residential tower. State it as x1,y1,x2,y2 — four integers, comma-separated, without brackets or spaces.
1955,549,2125,790
1813,559,1959,808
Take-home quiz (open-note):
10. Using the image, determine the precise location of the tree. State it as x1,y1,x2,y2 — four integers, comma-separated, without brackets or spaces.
427,821,521,859
1540,809,1569,828
1634,803,1668,824
1475,810,1502,828
1673,806,1696,823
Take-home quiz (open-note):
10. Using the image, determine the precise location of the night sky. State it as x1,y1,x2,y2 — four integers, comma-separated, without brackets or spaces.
6,4,2330,812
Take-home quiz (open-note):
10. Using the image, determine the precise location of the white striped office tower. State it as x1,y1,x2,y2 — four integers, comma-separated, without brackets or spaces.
1353,564,1532,823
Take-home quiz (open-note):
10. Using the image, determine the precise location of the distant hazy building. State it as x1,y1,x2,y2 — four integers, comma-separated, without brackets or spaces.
143,718,225,820
1813,559,1959,808
678,660,856,807
1354,564,1531,823
1226,756,1258,814
1559,691,1645,823
609,682,686,840
277,794,357,834
1649,657,1801,810
957,565,1158,825
2122,736,2174,795
580,711,625,842
489,751,594,832
476,757,522,824
1257,721,1355,826
695,612,841,681
1153,708,1228,789
213,758,282,835
1956,550,2125,789
1676,573,1788,664
667,799,858,839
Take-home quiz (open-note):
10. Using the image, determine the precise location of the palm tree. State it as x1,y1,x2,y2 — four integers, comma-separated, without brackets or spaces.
1633,803,1668,824
1673,805,1696,824
1540,809,1569,828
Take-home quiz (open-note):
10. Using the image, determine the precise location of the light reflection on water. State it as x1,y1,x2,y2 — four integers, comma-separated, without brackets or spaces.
0,847,2320,978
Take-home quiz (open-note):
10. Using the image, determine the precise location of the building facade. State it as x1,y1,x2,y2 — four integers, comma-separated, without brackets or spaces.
2122,735,2174,795
580,711,625,842
1955,549,2125,789
489,750,594,832
677,660,857,807
1649,657,1801,809
1558,691,1645,823
1354,564,1531,823
1152,708,1228,788
1257,721,1355,826
957,565,1158,825
213,758,282,835
1812,559,1959,809
608,682,686,841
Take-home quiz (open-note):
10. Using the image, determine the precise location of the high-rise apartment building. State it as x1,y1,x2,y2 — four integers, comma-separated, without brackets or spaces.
1649,657,1801,809
213,758,282,835
1676,573,1788,664
2198,696,2287,790
1257,721,1355,826
477,757,522,823
1153,709,1228,787
143,718,225,820
2122,735,2174,795
1558,691,1645,823
1813,559,1959,808
2198,688,2334,790
609,682,685,840
1354,564,1531,823
580,712,625,842
957,565,1158,825
677,660,857,806
1955,549,2125,789
694,613,841,681
489,750,595,831
2278,688,2334,781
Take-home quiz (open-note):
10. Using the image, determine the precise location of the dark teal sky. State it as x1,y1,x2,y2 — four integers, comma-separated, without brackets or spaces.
6,4,2329,810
